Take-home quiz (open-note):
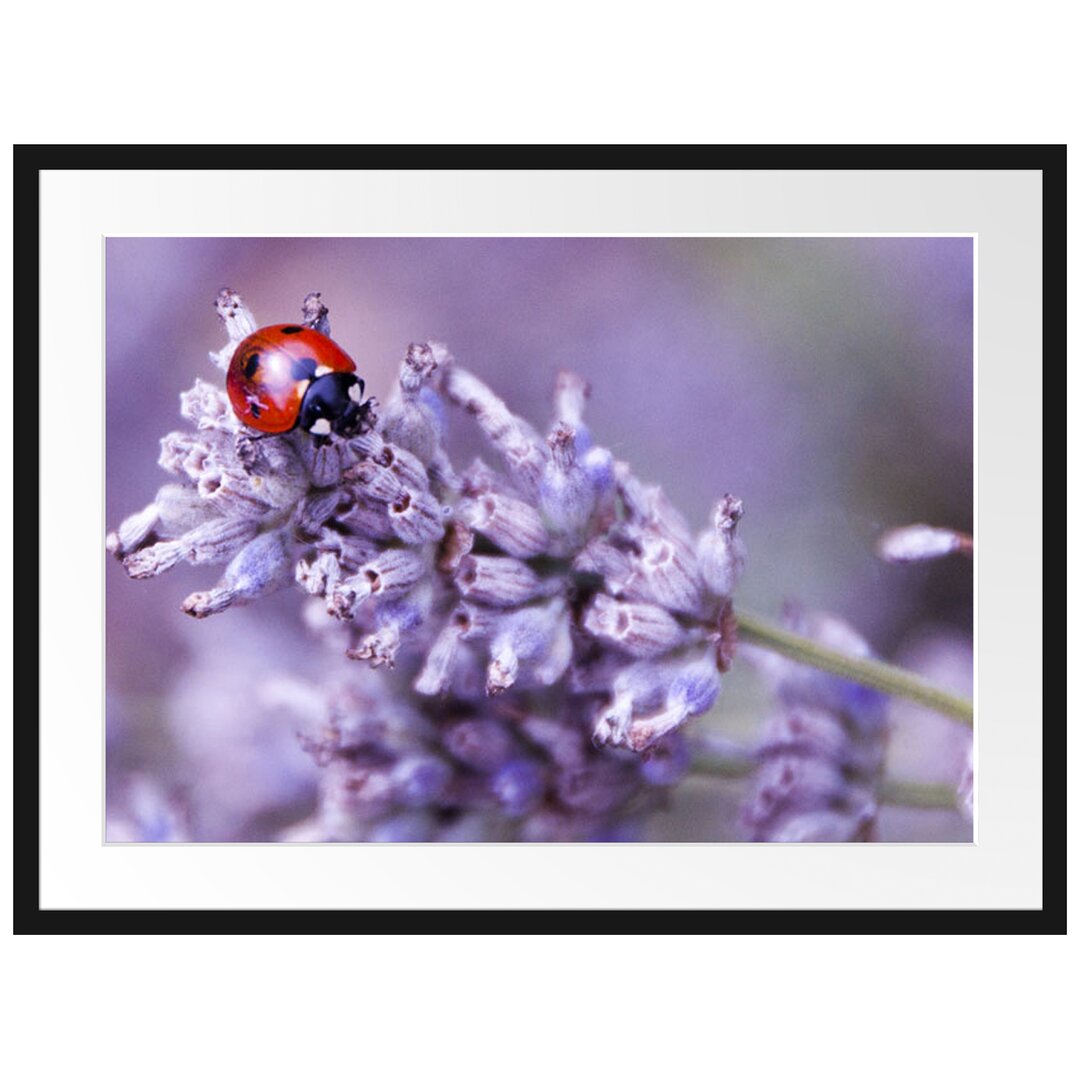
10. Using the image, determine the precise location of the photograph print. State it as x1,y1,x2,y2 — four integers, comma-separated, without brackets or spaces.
105,235,974,844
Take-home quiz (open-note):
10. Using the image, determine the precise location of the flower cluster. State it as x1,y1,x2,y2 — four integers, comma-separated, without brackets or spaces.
738,608,889,842
108,289,747,841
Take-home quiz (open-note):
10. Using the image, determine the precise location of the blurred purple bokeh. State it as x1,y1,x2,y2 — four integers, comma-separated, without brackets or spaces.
106,237,973,840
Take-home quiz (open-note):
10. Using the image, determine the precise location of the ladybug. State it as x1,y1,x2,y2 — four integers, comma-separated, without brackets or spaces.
226,323,368,439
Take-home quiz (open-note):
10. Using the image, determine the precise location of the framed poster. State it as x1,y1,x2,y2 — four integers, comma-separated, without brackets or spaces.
17,145,1063,931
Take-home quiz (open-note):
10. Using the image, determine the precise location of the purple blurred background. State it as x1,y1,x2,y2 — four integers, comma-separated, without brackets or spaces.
106,237,973,840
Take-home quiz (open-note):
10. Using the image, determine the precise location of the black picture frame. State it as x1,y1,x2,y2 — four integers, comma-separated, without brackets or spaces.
15,144,1065,935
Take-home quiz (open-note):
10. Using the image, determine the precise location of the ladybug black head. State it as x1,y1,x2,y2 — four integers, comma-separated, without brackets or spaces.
298,372,368,439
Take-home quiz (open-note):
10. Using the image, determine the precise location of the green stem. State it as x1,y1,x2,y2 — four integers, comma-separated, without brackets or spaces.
735,610,973,726
877,778,959,810
688,752,756,780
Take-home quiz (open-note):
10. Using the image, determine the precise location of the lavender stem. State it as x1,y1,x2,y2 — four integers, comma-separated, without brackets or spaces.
877,778,960,810
735,610,974,726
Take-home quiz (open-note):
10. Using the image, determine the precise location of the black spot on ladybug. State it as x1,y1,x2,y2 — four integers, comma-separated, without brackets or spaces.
281,325,304,334
250,402,262,419
291,357,318,381
243,352,260,378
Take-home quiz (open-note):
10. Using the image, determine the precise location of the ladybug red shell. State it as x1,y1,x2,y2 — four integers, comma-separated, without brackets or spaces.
226,323,367,438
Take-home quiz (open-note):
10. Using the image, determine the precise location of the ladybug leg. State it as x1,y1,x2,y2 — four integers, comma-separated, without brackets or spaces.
354,395,377,434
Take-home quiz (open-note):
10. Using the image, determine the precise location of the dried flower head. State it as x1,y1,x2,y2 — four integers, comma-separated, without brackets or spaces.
109,288,750,841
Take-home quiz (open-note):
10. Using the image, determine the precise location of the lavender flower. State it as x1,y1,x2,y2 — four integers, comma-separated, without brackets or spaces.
109,288,749,841
739,608,889,842
876,524,973,563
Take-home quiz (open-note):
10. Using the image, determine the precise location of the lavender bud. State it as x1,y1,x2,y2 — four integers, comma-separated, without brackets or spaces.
413,621,465,696
626,699,699,751
351,433,432,493
454,554,547,608
671,655,722,711
345,459,408,504
458,491,549,559
301,437,350,489
442,366,546,496
316,529,381,572
586,820,645,843
296,551,341,597
436,518,474,574
196,463,275,519
757,707,854,766
554,370,589,428
491,759,547,816
251,462,311,513
401,341,442,392
328,549,427,619
387,488,445,545
107,501,161,557
347,625,399,667
292,488,347,539
158,430,224,483
527,617,575,687
592,687,634,748
181,528,293,618
518,807,580,843
443,719,517,772
154,483,217,536
321,760,396,828
519,715,589,769
390,755,453,807
640,734,692,786
348,586,433,668
581,593,690,658
768,610,889,736
622,528,704,615
209,287,258,369
334,497,398,542
459,458,503,496
301,291,330,335
449,602,500,643
556,760,636,815
368,812,437,843
696,495,747,598
581,444,616,499
122,517,258,579
625,655,721,752
877,523,973,563
301,688,396,763
539,423,597,538
742,756,851,834
616,462,694,546
435,812,511,843
487,601,572,693
380,343,450,468
766,805,877,843
591,660,670,747
179,379,239,434
573,537,634,588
